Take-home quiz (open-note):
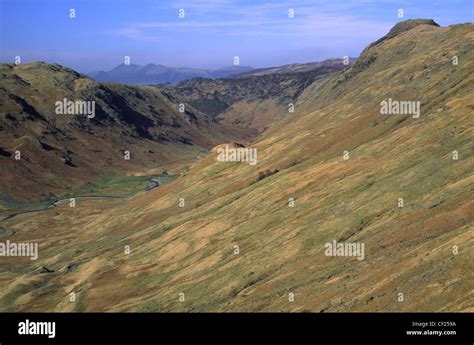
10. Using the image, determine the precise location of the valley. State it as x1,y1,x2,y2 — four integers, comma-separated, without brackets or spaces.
0,19,473,312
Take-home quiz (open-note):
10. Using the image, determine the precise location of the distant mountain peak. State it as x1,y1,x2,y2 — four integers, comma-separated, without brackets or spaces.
111,63,141,70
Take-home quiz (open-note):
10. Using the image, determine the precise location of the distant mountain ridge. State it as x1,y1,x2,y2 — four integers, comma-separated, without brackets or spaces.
234,58,356,77
88,63,254,84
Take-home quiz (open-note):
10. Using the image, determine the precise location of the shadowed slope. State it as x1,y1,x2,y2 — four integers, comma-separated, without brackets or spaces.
161,62,347,131
0,62,254,205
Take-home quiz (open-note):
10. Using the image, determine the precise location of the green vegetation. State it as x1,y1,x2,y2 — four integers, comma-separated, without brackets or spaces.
0,172,177,217
76,174,153,196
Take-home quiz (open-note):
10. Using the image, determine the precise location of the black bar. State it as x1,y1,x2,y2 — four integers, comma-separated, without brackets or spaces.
0,313,472,345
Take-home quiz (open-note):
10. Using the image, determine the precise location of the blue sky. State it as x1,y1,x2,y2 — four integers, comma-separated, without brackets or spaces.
0,0,472,72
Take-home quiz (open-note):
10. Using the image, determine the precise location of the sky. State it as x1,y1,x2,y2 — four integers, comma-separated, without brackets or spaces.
0,0,472,72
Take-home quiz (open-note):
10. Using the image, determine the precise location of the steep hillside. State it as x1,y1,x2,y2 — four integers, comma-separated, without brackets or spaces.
0,20,472,312
0,62,254,205
161,63,346,131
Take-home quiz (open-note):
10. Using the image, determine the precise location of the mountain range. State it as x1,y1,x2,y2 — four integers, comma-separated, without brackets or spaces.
88,63,254,85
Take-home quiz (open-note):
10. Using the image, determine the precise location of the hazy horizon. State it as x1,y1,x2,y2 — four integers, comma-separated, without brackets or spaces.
0,57,355,74
1,0,472,73
85,58,355,74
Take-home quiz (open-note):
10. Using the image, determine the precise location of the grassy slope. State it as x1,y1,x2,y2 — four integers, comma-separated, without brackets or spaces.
0,23,473,312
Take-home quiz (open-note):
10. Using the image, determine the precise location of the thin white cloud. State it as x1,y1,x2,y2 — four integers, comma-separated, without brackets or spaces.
111,13,391,42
